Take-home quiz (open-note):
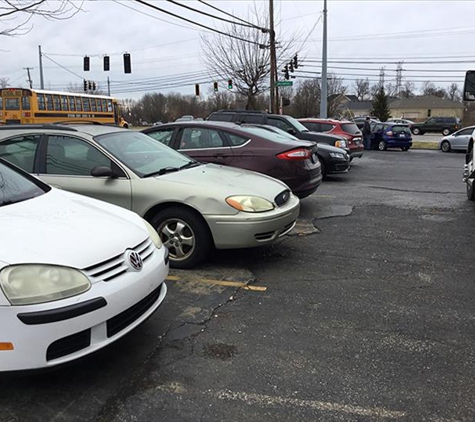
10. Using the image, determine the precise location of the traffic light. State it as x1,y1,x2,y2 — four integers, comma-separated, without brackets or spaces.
103,55,110,71
213,81,218,92
293,54,298,69
123,53,131,74
289,60,294,73
93,82,97,91
83,56,90,72
227,79,233,89
195,83,200,96
283,65,289,80
88,80,93,91
83,79,87,92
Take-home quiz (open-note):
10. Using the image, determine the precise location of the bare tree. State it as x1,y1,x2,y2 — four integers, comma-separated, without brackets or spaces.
0,0,82,36
421,81,446,98
399,81,415,99
353,78,370,101
445,83,461,102
0,77,9,88
327,74,347,117
201,5,296,110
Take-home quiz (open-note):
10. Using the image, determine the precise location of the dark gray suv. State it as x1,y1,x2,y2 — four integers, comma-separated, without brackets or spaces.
410,117,461,136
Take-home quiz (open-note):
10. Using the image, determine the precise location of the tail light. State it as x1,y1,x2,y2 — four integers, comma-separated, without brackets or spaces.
386,131,393,136
276,148,312,161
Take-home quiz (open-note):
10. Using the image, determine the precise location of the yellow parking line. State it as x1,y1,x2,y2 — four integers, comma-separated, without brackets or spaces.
166,276,267,292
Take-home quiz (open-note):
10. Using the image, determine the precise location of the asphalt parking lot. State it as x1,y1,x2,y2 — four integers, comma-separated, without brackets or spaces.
1,148,475,422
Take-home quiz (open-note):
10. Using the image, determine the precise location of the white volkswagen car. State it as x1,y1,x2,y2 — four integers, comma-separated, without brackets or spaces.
0,158,168,371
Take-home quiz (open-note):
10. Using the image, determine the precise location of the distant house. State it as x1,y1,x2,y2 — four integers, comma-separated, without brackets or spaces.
332,94,464,122
388,95,464,122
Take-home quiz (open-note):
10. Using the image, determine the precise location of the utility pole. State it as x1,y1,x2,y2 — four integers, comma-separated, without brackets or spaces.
319,0,328,118
38,45,44,89
107,76,111,96
23,67,34,88
269,0,278,114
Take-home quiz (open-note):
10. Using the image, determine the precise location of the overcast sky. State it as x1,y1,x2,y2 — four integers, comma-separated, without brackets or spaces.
1,0,474,101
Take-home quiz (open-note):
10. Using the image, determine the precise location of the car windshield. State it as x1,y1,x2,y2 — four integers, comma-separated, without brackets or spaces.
392,125,411,134
0,160,48,207
285,116,310,132
340,123,361,134
94,131,198,177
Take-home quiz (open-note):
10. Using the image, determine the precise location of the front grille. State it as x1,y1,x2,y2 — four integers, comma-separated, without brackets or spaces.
46,329,91,361
106,283,164,338
83,238,155,282
274,189,291,207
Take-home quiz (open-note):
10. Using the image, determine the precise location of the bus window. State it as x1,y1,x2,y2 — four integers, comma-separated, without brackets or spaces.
69,97,76,111
53,95,61,111
91,98,97,112
22,96,30,110
75,98,82,111
5,98,20,110
101,99,107,112
0,97,3,110
61,96,69,111
83,98,91,112
37,95,46,111
107,100,113,112
45,94,53,111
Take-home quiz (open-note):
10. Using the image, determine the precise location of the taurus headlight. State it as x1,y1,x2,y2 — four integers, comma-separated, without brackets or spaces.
335,139,347,148
226,196,275,212
330,152,346,159
143,219,162,248
0,265,91,305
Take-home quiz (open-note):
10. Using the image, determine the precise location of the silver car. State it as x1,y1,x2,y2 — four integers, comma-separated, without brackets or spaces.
0,125,299,269
439,126,475,153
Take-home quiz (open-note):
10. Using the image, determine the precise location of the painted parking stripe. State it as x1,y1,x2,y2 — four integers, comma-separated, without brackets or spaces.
166,275,267,292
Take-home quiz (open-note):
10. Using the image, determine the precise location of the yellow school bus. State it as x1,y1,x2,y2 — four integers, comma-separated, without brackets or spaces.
0,88,129,127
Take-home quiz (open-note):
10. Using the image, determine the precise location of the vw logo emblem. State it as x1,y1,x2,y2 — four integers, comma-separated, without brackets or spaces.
126,250,143,271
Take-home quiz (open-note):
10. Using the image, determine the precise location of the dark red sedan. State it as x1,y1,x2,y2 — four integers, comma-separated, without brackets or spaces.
142,121,322,199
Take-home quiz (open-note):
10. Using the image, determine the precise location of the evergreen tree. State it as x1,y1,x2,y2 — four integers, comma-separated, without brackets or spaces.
370,86,391,121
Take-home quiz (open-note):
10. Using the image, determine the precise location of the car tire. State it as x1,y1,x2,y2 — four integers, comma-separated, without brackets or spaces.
467,179,475,201
442,128,450,136
151,206,212,269
401,146,410,151
412,127,421,135
441,140,451,152
319,159,327,178
378,141,387,151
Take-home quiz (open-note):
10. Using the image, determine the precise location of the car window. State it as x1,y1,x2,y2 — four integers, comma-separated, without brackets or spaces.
0,159,48,207
392,125,411,134
0,135,41,172
301,122,320,132
340,123,360,134
179,128,224,149
320,123,334,132
46,136,112,176
146,128,175,146
373,123,384,131
458,128,474,136
235,114,263,124
267,117,293,131
208,113,233,122
426,118,436,124
224,132,249,146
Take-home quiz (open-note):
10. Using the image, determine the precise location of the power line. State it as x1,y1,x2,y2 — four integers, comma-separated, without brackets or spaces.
197,0,260,29
165,0,265,31
132,0,265,47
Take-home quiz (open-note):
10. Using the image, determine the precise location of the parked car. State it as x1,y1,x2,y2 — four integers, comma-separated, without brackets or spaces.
439,126,475,153
298,118,364,160
175,115,194,122
388,118,415,126
0,124,299,269
0,157,168,371
240,123,350,177
142,121,323,198
410,117,460,136
206,110,350,153
369,122,413,151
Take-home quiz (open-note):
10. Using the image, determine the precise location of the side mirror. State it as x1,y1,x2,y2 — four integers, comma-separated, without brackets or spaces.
287,128,296,135
464,71,475,101
91,166,116,178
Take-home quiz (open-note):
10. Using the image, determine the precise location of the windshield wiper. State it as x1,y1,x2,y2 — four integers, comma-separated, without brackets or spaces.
143,167,180,178
179,160,201,170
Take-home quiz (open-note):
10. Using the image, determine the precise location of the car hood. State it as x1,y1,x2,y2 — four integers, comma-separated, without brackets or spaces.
156,163,290,198
0,189,148,268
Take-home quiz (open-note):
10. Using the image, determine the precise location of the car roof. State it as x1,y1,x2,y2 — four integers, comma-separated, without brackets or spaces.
299,118,353,124
0,123,125,137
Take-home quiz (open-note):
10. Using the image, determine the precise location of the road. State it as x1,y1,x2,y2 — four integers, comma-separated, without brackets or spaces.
1,149,474,422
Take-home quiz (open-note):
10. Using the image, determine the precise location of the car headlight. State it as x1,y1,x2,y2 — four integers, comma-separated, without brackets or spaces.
0,265,91,305
329,152,345,159
335,139,347,148
226,196,275,213
143,219,163,249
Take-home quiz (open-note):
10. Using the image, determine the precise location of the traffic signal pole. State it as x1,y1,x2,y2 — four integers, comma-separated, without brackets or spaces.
319,0,328,118
269,0,278,114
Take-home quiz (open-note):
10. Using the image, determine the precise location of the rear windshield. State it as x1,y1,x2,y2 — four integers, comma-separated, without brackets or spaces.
392,125,411,134
340,123,360,134
208,113,233,122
